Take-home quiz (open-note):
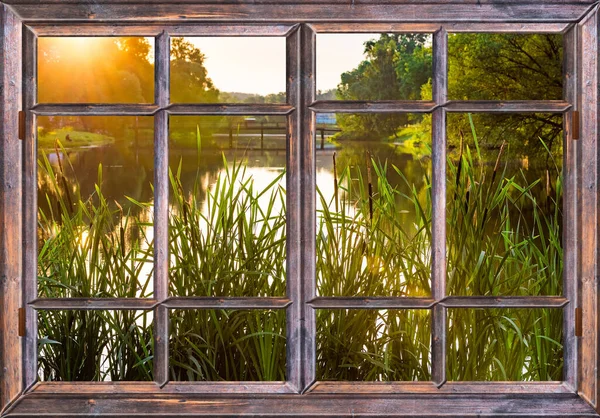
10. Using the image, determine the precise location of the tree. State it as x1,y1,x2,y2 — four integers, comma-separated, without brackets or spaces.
170,37,220,103
335,34,431,140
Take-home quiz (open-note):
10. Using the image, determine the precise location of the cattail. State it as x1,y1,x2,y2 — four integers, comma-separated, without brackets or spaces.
333,152,339,214
482,140,506,228
366,152,373,223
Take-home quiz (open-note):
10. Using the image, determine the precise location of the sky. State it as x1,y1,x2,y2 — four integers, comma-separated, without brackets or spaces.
189,34,378,95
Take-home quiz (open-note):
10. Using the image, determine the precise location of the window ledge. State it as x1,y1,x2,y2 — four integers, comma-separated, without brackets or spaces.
3,392,598,417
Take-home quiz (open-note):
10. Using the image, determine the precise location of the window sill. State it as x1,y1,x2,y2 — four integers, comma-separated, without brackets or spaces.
3,390,598,417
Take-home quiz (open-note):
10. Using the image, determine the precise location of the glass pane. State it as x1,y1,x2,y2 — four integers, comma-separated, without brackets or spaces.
169,309,286,381
169,116,286,297
170,37,286,103
316,113,431,297
448,33,563,100
316,34,433,101
317,309,431,381
446,113,563,296
38,37,155,103
38,310,153,381
37,116,154,298
447,308,563,381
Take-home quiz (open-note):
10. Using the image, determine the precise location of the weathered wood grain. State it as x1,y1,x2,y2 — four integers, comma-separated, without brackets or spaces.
21,25,37,393
0,4,23,415
440,296,568,308
309,100,436,113
29,298,158,310
167,103,293,115
28,23,295,36
307,381,573,394
6,4,593,23
310,22,570,33
444,100,571,113
308,297,434,309
31,103,158,115
578,6,599,412
163,297,291,309
5,392,598,417
562,24,578,391
431,27,447,388
153,31,170,388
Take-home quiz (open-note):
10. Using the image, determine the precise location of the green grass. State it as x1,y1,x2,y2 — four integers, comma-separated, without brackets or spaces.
37,118,563,383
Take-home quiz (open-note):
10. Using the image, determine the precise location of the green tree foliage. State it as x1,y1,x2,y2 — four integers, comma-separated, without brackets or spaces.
447,34,563,158
335,34,432,139
170,37,220,103
336,33,563,158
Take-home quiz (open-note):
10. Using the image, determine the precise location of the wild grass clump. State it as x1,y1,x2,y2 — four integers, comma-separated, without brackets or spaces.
37,143,154,381
446,117,562,297
37,119,563,382
168,157,286,297
169,309,286,381
317,154,431,297
317,309,431,381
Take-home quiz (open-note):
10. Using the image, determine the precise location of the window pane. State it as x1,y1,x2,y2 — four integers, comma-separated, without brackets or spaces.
37,116,154,298
316,113,431,297
316,34,433,101
448,33,563,100
317,309,431,381
446,113,563,296
169,116,286,297
38,37,155,103
170,37,286,103
447,308,563,381
38,310,153,381
169,309,286,381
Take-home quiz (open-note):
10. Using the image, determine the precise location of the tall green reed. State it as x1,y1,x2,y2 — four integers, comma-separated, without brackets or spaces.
37,143,154,381
37,118,563,382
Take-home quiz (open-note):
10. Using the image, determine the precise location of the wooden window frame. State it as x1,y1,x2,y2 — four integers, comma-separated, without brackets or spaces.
1,1,600,416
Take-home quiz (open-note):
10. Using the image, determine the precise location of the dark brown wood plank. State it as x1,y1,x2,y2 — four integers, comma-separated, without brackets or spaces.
30,382,295,394
307,381,574,394
7,4,592,23
562,24,578,391
309,100,436,114
308,297,434,309
162,297,291,309
28,298,158,310
444,100,572,113
431,27,447,388
0,4,23,414
440,296,569,308
22,25,38,393
578,6,599,412
31,103,158,116
167,103,293,115
310,22,570,33
28,23,295,36
6,393,598,417
153,31,170,388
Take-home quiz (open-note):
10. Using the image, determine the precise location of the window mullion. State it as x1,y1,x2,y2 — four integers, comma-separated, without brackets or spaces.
562,24,578,390
22,26,38,391
286,23,316,393
431,27,448,387
153,30,170,387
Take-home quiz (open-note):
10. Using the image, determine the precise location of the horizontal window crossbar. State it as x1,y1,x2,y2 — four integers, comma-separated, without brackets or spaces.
29,296,568,310
308,296,568,309
31,103,294,116
28,23,297,37
310,100,572,114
